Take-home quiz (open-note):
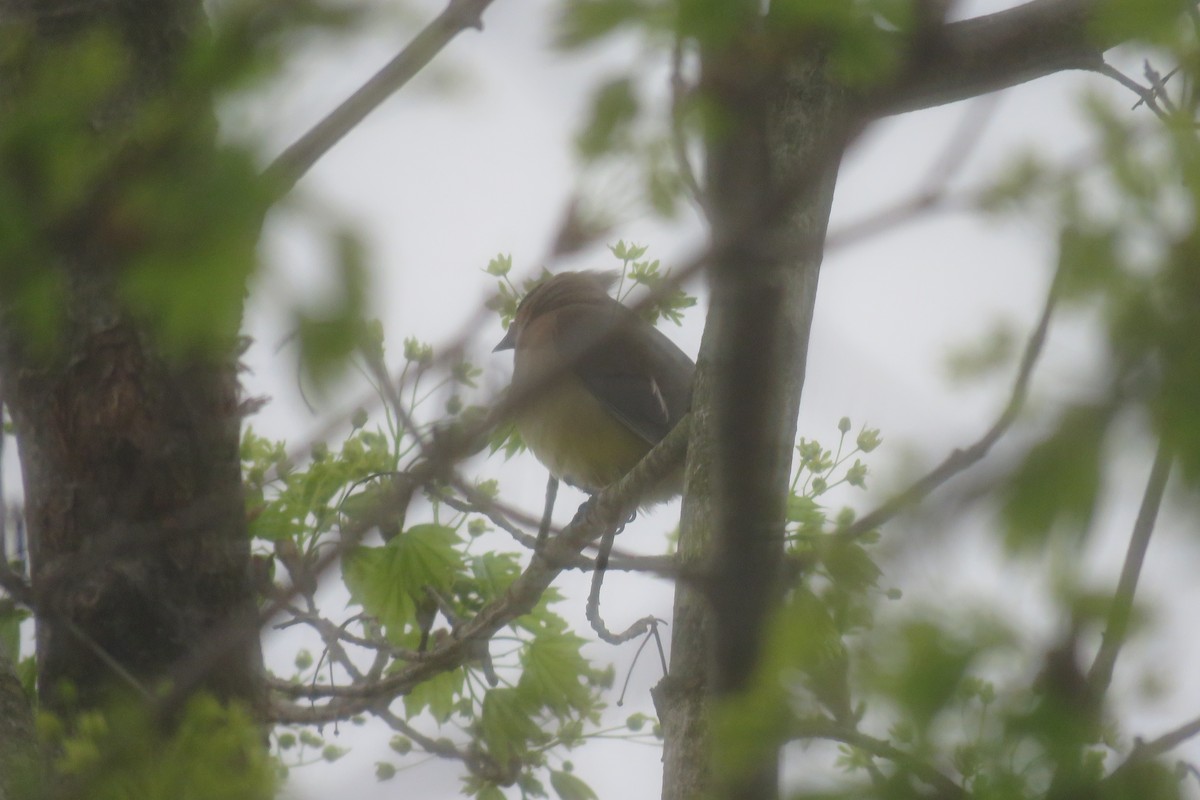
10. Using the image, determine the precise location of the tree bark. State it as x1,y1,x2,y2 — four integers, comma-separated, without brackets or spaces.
0,648,38,800
660,23,849,800
878,0,1107,114
0,0,263,719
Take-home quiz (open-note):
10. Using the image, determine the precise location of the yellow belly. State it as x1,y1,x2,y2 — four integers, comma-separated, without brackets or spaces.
516,375,650,493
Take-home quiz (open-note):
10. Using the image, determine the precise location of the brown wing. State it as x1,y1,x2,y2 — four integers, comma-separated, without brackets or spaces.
553,301,694,445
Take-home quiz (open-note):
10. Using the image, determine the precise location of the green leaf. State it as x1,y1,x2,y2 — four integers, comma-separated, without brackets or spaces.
343,524,463,635
786,494,825,534
550,769,599,800
1091,0,1182,44
576,77,638,161
471,552,524,600
1001,405,1109,549
713,588,848,780
1057,225,1122,304
0,603,25,661
55,695,275,799
484,252,512,276
518,632,594,715
480,688,546,762
946,321,1018,381
401,667,464,724
884,622,978,731
555,0,661,49
476,786,507,800
119,144,269,354
293,232,371,389
321,744,347,762
819,540,881,593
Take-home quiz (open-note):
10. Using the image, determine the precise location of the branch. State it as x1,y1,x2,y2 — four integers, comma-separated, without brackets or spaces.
263,0,497,194
1090,63,1174,121
875,0,1113,116
790,718,967,800
373,705,518,785
274,607,418,664
836,262,1061,543
439,482,678,576
1113,714,1200,775
1085,440,1173,694
264,418,690,722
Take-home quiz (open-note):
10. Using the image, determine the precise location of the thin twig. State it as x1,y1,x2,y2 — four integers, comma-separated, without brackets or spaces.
1143,61,1179,115
274,607,419,662
1086,440,1173,695
1123,715,1200,769
669,32,706,216
373,705,517,784
1091,63,1171,120
915,94,1002,197
438,483,678,575
836,262,1062,543
535,474,558,554
263,0,497,194
790,718,967,799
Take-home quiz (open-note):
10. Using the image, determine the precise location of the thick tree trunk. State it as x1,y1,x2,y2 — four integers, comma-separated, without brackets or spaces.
659,36,848,800
0,0,262,718
0,649,38,799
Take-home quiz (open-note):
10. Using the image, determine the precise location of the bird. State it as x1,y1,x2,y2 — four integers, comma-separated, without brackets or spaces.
494,271,694,506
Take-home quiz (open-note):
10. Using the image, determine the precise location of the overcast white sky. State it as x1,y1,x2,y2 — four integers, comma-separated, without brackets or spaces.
85,0,1200,797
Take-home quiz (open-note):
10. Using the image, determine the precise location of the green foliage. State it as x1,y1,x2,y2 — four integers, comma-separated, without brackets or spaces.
293,230,372,389
1090,0,1184,44
0,600,26,663
519,631,599,715
243,423,397,545
0,23,278,356
555,1,671,50
43,696,275,800
945,321,1018,382
577,77,639,160
550,767,600,800
402,668,465,723
713,420,883,782
117,141,268,353
245,331,622,797
343,524,465,644
1001,405,1109,550
767,0,910,87
610,240,697,325
0,4,371,364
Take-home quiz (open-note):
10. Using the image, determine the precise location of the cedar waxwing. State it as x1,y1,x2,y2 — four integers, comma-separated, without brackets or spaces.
494,271,694,504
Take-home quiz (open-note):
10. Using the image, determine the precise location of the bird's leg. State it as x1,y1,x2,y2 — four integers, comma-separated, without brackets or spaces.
586,510,659,645
535,474,559,556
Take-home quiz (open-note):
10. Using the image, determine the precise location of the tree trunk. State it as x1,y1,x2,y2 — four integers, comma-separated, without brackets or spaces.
0,648,38,799
659,37,848,800
0,0,263,719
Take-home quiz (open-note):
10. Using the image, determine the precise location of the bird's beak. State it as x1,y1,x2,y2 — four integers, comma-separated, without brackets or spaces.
493,326,516,352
